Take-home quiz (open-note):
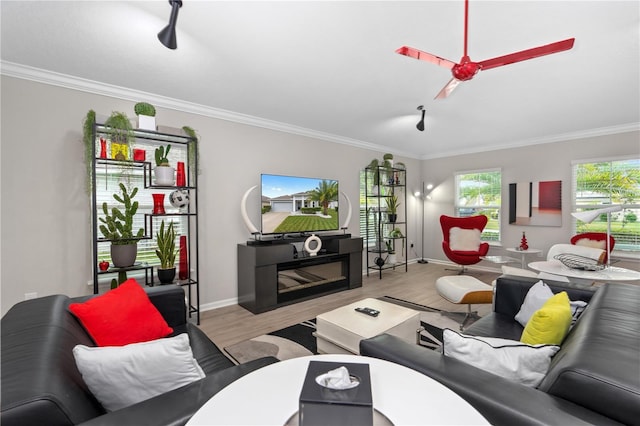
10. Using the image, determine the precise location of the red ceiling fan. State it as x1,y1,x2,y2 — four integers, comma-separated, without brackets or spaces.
396,0,575,99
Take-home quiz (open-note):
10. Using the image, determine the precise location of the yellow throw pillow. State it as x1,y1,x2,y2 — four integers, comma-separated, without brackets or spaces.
521,291,572,345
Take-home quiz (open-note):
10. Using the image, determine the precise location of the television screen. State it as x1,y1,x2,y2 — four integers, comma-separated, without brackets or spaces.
261,174,339,234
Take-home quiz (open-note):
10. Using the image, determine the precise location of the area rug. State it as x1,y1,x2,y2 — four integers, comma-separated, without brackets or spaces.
224,297,472,364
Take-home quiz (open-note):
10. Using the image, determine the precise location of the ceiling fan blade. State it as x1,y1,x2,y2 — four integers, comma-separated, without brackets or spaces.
396,46,456,69
478,38,575,71
435,78,462,99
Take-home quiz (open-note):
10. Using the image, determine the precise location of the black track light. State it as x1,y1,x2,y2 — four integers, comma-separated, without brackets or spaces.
416,105,426,131
158,0,183,50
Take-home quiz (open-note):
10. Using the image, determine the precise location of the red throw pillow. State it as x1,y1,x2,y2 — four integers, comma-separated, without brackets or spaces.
69,279,173,346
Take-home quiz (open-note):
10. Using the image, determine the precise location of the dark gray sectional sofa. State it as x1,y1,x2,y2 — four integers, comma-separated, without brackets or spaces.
361,275,640,425
1,285,278,426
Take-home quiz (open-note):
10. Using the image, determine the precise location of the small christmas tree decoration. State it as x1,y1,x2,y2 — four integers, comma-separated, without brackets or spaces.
520,232,529,251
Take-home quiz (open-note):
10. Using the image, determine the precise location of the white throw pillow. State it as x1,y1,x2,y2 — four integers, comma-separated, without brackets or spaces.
73,333,205,411
443,329,560,387
514,280,554,327
575,238,606,250
449,227,481,251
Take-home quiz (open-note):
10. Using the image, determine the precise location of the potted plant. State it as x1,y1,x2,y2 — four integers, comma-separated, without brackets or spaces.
367,155,395,193
154,144,175,185
155,220,177,284
385,240,397,264
104,111,134,160
386,194,400,223
134,102,157,131
98,183,144,267
389,227,406,256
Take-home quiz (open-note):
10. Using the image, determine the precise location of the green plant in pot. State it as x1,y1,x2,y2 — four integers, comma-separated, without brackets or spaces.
385,194,400,223
104,111,134,160
389,227,405,256
134,102,157,131
367,154,397,192
155,220,177,284
154,144,175,185
99,183,144,268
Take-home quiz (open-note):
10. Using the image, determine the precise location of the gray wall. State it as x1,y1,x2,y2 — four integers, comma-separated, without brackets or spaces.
0,76,420,315
1,75,638,315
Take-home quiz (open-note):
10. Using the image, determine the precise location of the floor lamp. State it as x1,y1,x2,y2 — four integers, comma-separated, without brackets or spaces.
571,205,621,267
415,183,433,264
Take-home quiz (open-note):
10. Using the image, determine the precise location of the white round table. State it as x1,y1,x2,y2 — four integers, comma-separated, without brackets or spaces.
528,260,640,281
505,248,542,268
187,354,489,425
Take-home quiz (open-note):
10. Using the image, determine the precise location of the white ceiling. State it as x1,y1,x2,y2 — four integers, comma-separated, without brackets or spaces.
2,1,639,159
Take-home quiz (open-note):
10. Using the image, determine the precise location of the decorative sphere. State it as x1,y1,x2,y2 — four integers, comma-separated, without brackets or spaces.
169,190,190,209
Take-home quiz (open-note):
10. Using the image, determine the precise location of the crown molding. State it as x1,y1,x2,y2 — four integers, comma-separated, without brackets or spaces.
3,61,636,162
1,61,415,157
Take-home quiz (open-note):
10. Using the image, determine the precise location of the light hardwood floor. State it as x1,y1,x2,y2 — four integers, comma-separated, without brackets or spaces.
198,263,500,350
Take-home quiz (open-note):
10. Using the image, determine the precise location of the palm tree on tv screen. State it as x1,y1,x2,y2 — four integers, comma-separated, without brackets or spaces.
309,180,338,216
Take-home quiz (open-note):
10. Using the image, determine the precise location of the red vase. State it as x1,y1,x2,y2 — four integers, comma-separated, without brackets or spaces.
100,138,107,158
152,193,166,214
178,236,188,280
176,162,186,187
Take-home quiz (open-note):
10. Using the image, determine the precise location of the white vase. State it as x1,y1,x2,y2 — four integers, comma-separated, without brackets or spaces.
137,115,156,131
387,253,397,264
154,166,175,186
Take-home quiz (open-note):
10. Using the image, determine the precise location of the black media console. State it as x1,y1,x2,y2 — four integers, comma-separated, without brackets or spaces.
237,234,363,314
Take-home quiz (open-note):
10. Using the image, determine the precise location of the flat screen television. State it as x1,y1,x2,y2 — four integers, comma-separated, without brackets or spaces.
261,174,339,235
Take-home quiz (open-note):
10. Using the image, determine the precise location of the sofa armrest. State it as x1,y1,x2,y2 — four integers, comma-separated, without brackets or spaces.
360,334,619,426
145,285,188,330
78,356,279,426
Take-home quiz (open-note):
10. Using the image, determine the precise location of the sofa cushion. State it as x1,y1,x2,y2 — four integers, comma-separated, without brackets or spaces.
73,334,205,412
68,279,173,346
443,329,560,387
514,280,554,327
521,291,572,345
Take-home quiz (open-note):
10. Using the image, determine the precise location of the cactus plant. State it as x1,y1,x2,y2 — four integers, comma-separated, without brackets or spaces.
155,144,171,167
134,102,156,117
155,220,177,269
99,183,144,245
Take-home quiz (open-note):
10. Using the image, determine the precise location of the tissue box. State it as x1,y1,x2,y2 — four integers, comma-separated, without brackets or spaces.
299,361,373,426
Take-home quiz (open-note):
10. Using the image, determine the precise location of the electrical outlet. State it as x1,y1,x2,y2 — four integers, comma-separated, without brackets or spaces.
410,242,414,248
24,292,38,300
87,280,93,286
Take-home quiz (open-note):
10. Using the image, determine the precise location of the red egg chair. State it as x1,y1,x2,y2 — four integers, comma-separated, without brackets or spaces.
570,232,615,264
440,214,490,274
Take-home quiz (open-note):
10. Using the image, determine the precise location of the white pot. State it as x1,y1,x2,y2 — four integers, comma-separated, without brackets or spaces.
137,115,156,131
387,253,397,264
154,166,175,186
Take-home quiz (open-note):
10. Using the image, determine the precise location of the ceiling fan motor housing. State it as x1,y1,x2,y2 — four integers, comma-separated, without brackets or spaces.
452,57,480,81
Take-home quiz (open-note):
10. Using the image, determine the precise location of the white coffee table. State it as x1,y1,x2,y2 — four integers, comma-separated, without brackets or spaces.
506,247,543,268
529,260,640,281
186,354,489,425
315,298,420,354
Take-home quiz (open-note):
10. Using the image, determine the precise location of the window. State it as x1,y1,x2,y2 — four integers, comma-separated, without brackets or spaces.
96,140,188,265
454,169,502,242
572,157,640,252
359,169,378,247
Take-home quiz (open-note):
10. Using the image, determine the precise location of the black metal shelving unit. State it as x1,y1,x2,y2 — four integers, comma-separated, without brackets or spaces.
364,164,408,278
90,123,200,324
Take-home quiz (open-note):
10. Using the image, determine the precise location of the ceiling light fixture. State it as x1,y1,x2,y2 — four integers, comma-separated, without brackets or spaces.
416,105,426,131
158,0,183,50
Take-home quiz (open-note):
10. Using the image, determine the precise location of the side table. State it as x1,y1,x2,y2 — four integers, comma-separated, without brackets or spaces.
506,248,542,269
